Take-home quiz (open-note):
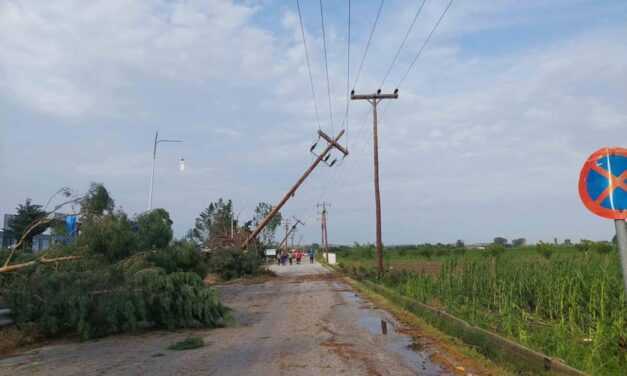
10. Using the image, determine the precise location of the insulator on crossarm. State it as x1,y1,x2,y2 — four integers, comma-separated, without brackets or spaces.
310,142,318,152
329,159,337,167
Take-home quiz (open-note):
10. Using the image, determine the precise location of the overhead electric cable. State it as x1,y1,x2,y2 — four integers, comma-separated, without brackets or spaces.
319,0,334,133
296,0,322,130
379,0,427,88
352,0,385,90
396,0,454,89
344,0,351,150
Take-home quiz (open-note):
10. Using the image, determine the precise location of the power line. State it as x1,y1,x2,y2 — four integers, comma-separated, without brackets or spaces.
352,0,385,91
344,0,351,149
396,0,454,89
319,0,334,134
296,0,322,130
379,0,427,89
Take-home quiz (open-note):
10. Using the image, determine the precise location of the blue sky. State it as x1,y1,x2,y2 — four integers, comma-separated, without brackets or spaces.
1,0,626,245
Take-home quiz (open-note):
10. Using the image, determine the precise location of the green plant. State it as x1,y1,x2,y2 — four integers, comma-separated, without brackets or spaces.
536,242,554,259
6,255,227,340
147,241,208,278
339,243,627,375
6,199,48,250
208,248,262,280
136,208,173,250
78,213,137,261
168,336,204,351
486,244,505,258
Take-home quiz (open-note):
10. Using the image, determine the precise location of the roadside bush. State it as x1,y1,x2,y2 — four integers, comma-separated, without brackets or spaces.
208,248,262,280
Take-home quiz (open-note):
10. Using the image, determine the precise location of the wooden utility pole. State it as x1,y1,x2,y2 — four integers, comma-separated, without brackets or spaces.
242,130,348,249
278,218,303,251
283,219,290,252
351,89,399,276
317,202,331,262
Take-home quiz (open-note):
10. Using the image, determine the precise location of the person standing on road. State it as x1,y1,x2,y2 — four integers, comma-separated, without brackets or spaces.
308,248,315,264
288,251,293,265
295,250,302,264
281,251,288,266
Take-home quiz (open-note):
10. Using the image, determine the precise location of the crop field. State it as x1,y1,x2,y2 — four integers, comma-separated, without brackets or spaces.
335,243,627,375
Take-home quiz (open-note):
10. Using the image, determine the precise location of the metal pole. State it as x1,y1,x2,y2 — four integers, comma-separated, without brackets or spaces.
148,131,158,211
147,131,182,211
372,100,384,276
615,219,627,295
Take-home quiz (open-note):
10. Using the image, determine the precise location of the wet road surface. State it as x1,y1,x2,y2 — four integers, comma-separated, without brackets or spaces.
0,262,463,375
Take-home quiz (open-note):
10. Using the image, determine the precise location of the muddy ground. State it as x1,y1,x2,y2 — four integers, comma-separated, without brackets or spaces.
0,262,500,375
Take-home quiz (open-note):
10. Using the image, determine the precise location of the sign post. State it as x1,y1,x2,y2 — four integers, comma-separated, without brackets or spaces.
578,147,627,293
615,220,627,292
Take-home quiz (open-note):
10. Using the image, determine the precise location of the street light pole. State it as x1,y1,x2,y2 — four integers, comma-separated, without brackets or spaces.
148,130,183,211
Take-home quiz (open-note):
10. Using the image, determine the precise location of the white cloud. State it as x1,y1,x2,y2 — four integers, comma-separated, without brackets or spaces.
0,0,278,118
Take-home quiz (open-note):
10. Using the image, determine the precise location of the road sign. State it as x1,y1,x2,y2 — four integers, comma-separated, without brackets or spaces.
578,147,627,220
579,147,627,297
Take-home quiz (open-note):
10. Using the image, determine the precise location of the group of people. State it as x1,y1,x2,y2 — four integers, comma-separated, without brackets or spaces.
276,248,315,265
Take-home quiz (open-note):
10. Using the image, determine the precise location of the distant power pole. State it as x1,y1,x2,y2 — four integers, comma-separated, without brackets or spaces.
283,219,290,252
317,202,331,262
351,89,399,276
278,218,303,251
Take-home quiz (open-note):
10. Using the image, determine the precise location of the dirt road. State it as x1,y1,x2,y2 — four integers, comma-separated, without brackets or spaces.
0,263,490,375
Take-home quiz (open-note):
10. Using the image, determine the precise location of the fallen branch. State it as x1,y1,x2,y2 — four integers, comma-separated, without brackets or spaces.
0,255,81,273
3,195,82,269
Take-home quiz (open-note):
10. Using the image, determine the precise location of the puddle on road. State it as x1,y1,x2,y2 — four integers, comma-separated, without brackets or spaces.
337,288,450,376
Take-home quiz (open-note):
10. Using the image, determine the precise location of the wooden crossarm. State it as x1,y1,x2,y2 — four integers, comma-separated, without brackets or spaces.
317,130,349,156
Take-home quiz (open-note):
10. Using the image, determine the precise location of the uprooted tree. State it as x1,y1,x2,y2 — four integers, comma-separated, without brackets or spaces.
0,184,230,341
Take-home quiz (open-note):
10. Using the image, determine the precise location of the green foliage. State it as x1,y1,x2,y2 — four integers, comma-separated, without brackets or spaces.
192,199,233,246
78,213,137,261
136,208,173,250
591,242,614,254
168,336,204,351
208,248,262,280
341,243,627,375
147,241,208,278
80,183,114,217
6,261,227,340
536,242,554,259
6,198,48,249
252,202,282,246
486,244,506,258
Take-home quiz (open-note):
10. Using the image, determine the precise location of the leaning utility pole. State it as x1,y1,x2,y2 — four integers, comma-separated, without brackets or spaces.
317,202,331,262
278,218,304,251
351,89,399,276
242,130,348,249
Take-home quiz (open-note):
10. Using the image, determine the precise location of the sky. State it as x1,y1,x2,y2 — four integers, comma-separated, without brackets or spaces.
1,0,626,245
